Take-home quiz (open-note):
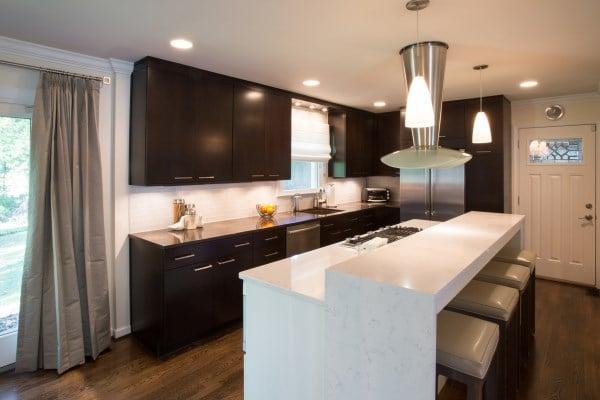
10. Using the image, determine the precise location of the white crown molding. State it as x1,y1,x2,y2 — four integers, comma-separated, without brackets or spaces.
0,35,115,77
109,58,134,75
511,92,600,106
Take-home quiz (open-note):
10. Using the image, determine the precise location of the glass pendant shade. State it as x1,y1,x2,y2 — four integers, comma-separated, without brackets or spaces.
404,76,435,128
381,147,472,169
472,111,492,143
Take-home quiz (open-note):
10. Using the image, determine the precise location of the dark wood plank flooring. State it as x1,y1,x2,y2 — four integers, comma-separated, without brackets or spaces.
1,279,598,400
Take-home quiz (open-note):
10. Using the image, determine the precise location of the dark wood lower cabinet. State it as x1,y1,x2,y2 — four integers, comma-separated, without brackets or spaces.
164,263,214,352
213,251,253,326
130,206,402,357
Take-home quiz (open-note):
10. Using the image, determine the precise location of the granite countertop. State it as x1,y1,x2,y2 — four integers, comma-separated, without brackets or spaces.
129,201,401,248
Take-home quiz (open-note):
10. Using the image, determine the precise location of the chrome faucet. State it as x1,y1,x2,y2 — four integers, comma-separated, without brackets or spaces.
292,194,302,214
313,188,327,209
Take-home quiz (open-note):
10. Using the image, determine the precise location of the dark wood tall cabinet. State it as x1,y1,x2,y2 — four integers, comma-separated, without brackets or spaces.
233,83,267,180
265,91,292,180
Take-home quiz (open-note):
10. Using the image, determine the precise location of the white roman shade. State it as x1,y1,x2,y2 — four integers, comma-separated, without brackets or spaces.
291,107,331,161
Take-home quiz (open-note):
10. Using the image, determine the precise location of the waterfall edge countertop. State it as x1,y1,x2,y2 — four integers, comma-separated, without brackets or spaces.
328,211,525,312
239,218,438,302
129,201,400,248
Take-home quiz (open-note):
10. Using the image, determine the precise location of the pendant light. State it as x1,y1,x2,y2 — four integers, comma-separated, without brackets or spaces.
404,0,435,128
472,64,492,144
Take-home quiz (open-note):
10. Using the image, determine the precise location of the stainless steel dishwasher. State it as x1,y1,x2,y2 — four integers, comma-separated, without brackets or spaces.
286,221,321,257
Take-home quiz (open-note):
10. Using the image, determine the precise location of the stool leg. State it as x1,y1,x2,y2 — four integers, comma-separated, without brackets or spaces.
483,354,499,400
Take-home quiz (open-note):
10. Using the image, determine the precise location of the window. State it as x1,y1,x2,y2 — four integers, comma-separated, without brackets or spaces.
281,160,324,193
0,113,30,337
528,138,583,164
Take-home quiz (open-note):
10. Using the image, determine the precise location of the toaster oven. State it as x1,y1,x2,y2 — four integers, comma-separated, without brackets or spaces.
362,187,391,203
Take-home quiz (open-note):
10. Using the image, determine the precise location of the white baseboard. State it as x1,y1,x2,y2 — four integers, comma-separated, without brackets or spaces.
112,325,131,339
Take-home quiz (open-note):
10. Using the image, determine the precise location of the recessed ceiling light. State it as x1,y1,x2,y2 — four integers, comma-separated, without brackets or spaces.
302,79,320,87
170,38,193,50
246,91,262,100
519,80,538,88
373,101,387,107
322,107,328,112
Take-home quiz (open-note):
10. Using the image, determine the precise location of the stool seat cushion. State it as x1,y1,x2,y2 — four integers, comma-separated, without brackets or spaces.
494,249,537,271
448,280,519,321
476,261,530,291
437,310,500,379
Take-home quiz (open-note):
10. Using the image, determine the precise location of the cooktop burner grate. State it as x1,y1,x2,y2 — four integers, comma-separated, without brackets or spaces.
343,225,422,248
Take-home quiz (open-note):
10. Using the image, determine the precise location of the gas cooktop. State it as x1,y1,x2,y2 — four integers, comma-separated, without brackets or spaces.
342,225,422,249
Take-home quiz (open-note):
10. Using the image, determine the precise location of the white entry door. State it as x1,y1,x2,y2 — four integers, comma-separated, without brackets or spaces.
518,125,596,285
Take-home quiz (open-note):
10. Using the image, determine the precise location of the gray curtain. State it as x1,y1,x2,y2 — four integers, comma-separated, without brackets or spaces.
16,72,111,374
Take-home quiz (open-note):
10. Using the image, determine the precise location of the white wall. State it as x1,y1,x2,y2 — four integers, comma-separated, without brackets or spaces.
511,92,600,288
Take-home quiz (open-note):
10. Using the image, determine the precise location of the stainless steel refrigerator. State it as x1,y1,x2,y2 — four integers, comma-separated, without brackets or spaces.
399,166,465,222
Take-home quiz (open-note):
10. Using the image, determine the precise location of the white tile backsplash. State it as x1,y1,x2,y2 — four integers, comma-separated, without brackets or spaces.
129,177,365,233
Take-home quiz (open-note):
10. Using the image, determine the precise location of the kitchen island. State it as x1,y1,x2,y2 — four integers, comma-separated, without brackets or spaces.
239,211,525,400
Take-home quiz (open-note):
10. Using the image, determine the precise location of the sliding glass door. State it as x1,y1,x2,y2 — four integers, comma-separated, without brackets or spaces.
0,106,30,367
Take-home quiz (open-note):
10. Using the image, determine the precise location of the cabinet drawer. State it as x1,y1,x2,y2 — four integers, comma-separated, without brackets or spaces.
253,227,285,249
164,233,253,269
253,244,286,266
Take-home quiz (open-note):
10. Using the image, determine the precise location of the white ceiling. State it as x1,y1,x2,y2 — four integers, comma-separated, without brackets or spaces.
0,0,599,111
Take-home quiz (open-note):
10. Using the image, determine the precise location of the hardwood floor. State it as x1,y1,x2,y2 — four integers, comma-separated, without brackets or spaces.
0,279,598,400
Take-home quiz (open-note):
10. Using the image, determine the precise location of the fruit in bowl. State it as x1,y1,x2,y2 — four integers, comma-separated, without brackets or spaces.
256,203,277,219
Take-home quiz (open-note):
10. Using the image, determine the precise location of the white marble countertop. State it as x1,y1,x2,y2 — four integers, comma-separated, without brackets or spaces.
329,211,525,312
239,219,439,302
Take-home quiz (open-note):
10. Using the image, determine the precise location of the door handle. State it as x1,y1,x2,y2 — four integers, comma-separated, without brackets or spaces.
264,236,279,241
585,203,593,209
251,174,265,178
234,242,251,248
198,176,215,180
264,251,279,258
578,215,594,221
193,264,213,272
287,225,320,235
217,258,236,265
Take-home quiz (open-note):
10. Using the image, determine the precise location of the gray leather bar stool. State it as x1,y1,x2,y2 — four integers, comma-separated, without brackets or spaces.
437,310,500,400
494,249,537,337
446,280,520,400
475,261,533,368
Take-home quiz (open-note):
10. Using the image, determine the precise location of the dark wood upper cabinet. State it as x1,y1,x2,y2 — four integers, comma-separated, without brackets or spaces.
265,91,292,180
374,111,401,176
192,71,234,182
439,100,466,150
329,109,375,178
130,60,197,185
233,83,267,180
130,58,234,186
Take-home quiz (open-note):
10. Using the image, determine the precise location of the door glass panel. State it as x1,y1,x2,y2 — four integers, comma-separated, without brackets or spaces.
528,138,583,164
0,115,30,336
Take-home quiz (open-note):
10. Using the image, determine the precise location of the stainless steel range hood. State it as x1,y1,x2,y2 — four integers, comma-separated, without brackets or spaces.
381,41,472,169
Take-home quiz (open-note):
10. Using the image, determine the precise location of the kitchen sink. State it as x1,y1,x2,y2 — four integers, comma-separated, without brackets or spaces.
300,208,344,215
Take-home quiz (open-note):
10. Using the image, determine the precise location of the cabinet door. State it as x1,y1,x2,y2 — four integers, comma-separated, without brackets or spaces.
146,65,197,185
194,73,234,183
213,250,253,325
265,91,291,180
375,111,401,176
347,111,375,177
233,83,266,180
439,100,466,150
465,152,504,212
164,263,214,351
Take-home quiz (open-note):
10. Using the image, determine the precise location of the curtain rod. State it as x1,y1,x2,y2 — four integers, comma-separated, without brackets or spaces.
0,59,110,84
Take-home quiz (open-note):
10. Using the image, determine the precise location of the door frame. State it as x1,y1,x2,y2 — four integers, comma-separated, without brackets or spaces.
512,112,599,288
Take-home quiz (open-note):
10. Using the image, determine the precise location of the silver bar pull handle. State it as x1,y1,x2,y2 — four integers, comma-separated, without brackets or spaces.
287,225,320,234
193,264,213,272
174,253,195,261
264,236,279,241
218,258,236,265
234,242,251,248
198,176,215,179
476,150,492,154
264,251,279,258
268,174,279,177
251,174,265,178
174,176,193,180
